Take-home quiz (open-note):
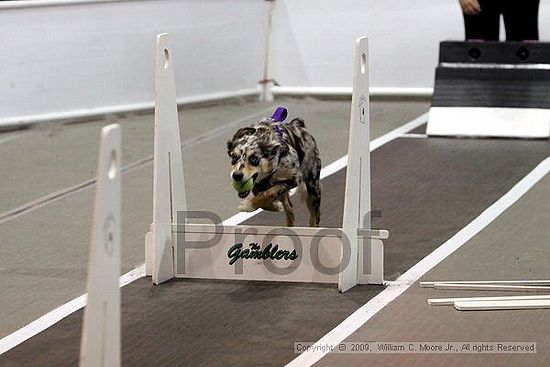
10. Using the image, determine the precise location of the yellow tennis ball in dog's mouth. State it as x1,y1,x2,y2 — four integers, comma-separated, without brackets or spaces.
232,178,254,197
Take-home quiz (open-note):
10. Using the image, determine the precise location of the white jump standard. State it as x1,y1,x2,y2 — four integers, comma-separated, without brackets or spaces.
80,124,122,367
145,34,387,292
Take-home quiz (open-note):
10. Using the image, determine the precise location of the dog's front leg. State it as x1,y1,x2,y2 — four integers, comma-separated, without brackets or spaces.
238,182,291,212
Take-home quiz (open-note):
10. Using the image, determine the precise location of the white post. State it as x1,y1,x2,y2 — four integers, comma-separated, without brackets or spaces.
260,0,275,102
339,37,371,292
80,124,121,367
150,33,187,285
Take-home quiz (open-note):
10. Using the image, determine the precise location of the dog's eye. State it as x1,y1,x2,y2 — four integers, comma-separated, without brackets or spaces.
249,155,260,166
230,155,239,165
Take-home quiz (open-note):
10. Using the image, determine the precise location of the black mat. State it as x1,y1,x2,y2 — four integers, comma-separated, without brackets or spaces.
431,67,550,108
1,279,382,367
432,41,550,108
2,137,548,367
438,41,550,64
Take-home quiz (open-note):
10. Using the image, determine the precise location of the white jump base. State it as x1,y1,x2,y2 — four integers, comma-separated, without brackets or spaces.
145,34,387,292
427,106,550,139
171,224,386,284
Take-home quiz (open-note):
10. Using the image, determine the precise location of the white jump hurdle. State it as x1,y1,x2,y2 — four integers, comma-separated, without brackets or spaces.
80,124,121,367
145,34,388,292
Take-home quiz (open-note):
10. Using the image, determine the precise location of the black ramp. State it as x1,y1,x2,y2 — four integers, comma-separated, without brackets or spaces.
1,138,548,367
438,41,550,64
431,41,550,109
431,67,550,108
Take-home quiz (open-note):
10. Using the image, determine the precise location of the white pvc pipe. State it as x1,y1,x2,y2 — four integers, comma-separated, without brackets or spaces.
428,295,550,306
433,283,550,293
0,0,136,10
0,88,259,129
260,0,276,102
272,86,433,98
421,280,550,288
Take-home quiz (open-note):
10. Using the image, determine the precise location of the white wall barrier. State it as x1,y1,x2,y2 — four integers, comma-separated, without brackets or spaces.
0,0,266,128
145,34,388,292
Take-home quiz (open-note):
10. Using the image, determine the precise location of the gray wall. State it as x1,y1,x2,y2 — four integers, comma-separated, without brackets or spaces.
0,0,267,126
2,0,550,125
271,0,550,90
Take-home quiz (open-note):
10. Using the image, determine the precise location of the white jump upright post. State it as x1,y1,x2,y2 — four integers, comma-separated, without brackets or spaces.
340,37,372,292
80,124,121,367
260,0,275,102
145,33,187,284
145,34,387,292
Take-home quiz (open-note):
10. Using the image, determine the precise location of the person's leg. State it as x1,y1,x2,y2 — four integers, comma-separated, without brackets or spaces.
463,0,501,40
503,0,540,41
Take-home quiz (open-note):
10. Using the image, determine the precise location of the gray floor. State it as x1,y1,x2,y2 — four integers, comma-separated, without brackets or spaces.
2,97,549,367
315,175,550,367
0,97,429,339
2,122,547,367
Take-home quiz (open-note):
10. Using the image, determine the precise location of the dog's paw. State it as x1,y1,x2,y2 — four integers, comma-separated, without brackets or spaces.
262,200,284,212
238,199,257,212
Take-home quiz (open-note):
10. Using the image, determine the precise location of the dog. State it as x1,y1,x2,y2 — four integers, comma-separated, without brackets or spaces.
226,107,321,227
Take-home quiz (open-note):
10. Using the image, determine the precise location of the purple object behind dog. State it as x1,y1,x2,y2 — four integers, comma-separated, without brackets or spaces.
271,106,288,122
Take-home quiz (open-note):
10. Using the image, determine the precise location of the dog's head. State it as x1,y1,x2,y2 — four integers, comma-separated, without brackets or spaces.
227,124,281,198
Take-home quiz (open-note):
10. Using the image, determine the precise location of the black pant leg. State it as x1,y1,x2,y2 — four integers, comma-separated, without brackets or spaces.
463,0,501,40
502,0,540,41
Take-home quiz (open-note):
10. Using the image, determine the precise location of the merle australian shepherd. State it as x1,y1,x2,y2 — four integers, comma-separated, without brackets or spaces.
226,108,321,227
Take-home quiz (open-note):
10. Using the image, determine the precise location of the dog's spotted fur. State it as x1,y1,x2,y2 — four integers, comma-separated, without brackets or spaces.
227,117,321,227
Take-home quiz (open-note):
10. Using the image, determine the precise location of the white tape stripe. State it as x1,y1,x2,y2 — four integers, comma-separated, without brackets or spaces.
401,133,427,139
440,62,550,70
0,264,145,355
0,135,21,145
0,111,429,355
286,156,549,367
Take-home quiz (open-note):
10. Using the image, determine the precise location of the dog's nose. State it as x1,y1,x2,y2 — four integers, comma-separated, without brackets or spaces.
232,171,244,181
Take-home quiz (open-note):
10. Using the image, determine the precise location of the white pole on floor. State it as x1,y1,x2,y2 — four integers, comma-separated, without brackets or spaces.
421,280,550,287
432,283,550,292
454,299,550,311
428,295,550,306
80,124,121,367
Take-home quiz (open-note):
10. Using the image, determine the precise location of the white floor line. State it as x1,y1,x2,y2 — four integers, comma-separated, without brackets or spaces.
0,264,145,355
401,133,427,139
0,111,429,355
0,136,17,145
0,132,26,145
286,156,550,367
